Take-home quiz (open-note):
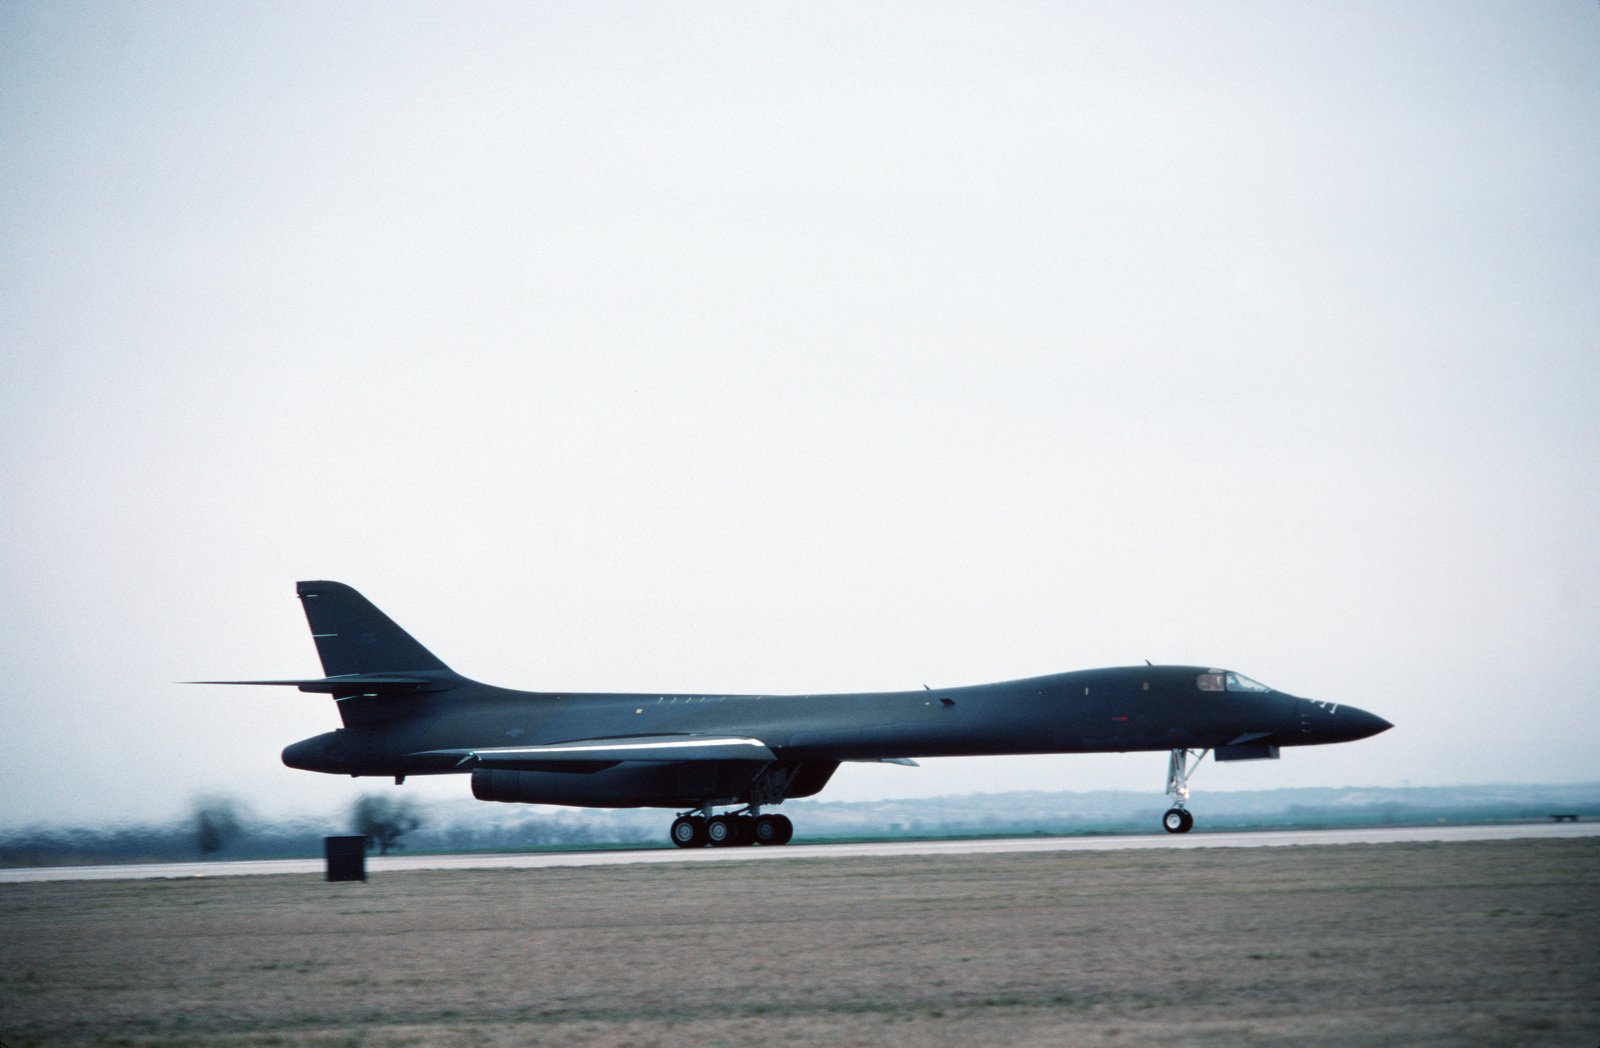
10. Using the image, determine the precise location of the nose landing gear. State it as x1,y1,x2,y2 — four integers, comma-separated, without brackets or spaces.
1162,748,1209,834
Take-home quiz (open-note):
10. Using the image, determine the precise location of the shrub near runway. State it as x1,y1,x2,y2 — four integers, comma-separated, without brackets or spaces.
1,839,1596,1047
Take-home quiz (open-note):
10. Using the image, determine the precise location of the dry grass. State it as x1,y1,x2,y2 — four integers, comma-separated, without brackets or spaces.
2,839,1596,1046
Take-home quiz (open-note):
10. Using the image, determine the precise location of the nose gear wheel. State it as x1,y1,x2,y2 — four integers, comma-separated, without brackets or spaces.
1161,748,1208,833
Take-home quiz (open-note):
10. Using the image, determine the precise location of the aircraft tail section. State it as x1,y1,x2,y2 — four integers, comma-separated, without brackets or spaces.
296,580,452,677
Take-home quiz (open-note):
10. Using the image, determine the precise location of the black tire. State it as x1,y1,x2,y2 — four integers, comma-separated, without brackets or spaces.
753,814,783,845
670,816,706,848
1162,808,1192,834
771,813,794,845
706,814,740,847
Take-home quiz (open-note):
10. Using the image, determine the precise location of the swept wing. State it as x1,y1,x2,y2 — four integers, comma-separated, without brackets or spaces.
420,734,777,768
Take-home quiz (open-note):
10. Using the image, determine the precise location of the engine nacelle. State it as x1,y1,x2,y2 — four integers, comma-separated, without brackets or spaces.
472,761,768,809
471,758,841,809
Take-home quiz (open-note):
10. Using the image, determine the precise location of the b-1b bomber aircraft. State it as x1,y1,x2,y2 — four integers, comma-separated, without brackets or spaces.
202,581,1392,847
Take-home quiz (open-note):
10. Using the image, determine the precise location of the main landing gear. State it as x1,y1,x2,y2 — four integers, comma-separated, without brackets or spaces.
670,807,794,848
1162,748,1209,834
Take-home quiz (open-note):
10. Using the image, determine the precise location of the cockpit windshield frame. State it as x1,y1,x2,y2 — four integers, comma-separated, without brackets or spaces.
1225,672,1270,693
1196,670,1272,693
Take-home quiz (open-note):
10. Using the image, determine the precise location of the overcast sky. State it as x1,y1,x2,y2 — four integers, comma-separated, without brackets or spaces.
2,2,1597,828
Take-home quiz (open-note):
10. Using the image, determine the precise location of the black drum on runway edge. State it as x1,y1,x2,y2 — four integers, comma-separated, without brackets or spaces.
324,835,367,881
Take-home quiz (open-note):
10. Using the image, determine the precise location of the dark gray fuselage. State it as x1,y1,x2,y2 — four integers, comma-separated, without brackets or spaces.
283,665,1388,809
251,581,1390,816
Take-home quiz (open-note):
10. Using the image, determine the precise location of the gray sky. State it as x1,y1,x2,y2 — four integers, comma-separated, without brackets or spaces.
3,2,1597,828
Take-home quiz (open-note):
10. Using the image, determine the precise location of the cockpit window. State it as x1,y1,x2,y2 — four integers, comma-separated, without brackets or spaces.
1225,672,1270,693
1198,671,1272,693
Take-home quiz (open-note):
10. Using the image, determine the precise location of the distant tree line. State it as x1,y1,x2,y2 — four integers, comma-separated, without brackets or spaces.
4,784,1592,868
353,794,422,855
193,795,245,856
0,791,654,867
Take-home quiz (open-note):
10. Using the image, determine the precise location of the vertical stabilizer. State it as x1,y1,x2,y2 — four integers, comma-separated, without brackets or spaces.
295,580,451,677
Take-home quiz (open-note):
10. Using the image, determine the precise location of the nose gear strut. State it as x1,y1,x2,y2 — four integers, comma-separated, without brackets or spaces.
1162,748,1209,833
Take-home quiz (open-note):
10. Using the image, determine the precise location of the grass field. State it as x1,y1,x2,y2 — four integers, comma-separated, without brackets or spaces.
2,838,1596,1046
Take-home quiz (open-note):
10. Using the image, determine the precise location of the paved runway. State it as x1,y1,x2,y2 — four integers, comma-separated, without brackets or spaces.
2,821,1594,883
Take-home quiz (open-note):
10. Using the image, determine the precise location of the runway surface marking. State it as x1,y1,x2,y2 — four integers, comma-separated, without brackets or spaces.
3,821,1594,883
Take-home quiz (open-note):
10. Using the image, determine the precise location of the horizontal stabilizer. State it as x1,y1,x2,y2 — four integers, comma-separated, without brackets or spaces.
418,734,776,767
187,673,447,693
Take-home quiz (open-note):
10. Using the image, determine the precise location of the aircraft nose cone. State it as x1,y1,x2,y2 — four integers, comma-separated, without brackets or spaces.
1342,706,1393,740
1290,700,1393,744
1318,703,1392,742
